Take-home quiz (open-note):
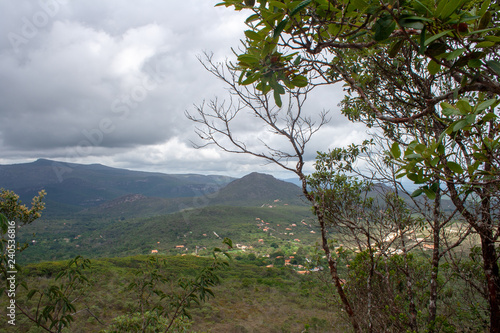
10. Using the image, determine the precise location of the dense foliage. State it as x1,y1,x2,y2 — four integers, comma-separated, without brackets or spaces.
189,0,500,331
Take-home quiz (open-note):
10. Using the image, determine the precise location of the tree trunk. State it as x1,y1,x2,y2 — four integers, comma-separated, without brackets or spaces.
446,178,499,333
480,232,500,333
401,229,418,331
300,176,362,333
428,187,441,332
316,205,362,333
478,162,500,333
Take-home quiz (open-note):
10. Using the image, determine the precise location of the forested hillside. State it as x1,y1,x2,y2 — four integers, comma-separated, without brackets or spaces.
0,159,235,215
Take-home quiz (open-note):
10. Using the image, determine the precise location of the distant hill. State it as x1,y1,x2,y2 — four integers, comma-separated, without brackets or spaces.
208,172,306,207
77,172,307,220
0,159,234,214
0,159,308,218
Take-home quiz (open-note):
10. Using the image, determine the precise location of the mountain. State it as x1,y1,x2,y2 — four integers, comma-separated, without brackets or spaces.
77,172,307,220
0,159,306,218
208,172,306,207
0,159,235,214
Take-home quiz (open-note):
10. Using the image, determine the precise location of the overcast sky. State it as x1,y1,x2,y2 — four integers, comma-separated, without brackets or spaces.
0,0,368,179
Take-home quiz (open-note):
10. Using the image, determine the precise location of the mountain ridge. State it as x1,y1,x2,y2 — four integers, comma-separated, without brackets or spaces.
0,159,235,214
0,159,306,217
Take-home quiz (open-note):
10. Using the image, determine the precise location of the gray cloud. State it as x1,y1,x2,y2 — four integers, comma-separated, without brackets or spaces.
0,0,368,177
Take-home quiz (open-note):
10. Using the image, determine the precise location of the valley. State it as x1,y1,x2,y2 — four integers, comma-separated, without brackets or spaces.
1,159,345,332
0,159,487,332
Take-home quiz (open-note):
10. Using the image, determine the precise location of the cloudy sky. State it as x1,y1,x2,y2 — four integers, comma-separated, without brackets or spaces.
0,0,368,178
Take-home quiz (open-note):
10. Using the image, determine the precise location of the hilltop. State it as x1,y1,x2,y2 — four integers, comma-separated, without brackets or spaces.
208,172,305,207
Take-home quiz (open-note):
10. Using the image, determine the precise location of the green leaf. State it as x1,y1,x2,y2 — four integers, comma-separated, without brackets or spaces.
407,173,419,182
479,0,492,17
452,119,469,131
352,0,369,10
423,187,436,200
476,98,497,111
430,157,440,167
412,0,433,16
465,114,476,124
273,89,283,107
434,0,448,18
428,60,441,75
468,59,482,68
445,48,466,61
468,160,481,175
468,28,498,35
273,19,289,39
289,0,311,17
400,15,433,23
456,99,472,114
425,42,447,57
389,40,404,58
405,153,422,160
0,213,7,233
484,36,500,42
476,41,495,48
291,75,308,87
238,54,260,65
438,0,467,20
241,73,261,85
348,30,368,41
486,60,500,75
478,11,492,30
396,172,407,179
390,142,401,159
437,143,445,155
481,113,498,123
399,17,425,30
293,55,302,66
447,161,464,174
414,143,426,154
223,237,233,248
244,30,263,41
424,30,452,46
269,1,287,10
246,14,261,23
373,17,396,41
411,188,424,197
441,107,461,116
270,78,285,94
440,102,460,116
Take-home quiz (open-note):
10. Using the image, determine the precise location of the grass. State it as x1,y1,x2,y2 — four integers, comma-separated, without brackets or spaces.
0,255,347,333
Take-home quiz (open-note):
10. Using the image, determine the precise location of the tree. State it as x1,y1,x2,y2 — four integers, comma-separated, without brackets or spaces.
308,151,425,332
1,188,231,332
105,240,231,333
1,188,45,284
309,140,483,331
187,54,369,330
1,190,96,332
214,1,500,331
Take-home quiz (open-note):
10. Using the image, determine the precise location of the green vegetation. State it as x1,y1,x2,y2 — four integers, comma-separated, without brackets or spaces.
3,1,500,330
17,204,318,264
0,185,493,332
0,254,340,333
